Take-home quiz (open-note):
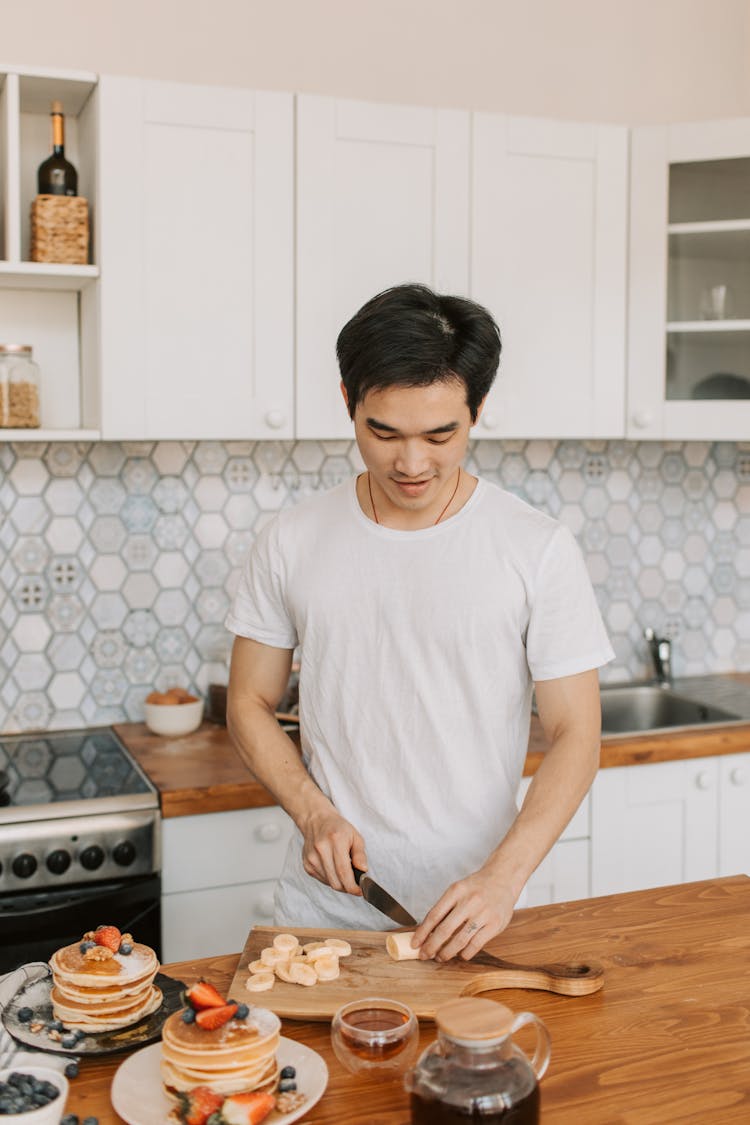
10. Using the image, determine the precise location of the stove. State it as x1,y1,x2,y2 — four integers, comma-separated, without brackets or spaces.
0,726,160,893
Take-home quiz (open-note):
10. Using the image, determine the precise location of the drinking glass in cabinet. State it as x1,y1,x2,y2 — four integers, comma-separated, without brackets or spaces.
666,156,750,401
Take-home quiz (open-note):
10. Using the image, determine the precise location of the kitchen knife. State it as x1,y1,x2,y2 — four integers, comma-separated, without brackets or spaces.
352,866,417,927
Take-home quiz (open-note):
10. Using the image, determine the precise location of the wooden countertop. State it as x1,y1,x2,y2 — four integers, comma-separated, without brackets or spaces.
64,875,750,1124
116,702,750,819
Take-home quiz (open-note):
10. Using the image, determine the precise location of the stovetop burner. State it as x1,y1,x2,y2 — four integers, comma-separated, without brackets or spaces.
0,727,156,820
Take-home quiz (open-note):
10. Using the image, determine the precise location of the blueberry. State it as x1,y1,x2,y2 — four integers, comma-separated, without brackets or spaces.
235,1003,249,1020
47,1019,64,1032
118,942,133,955
82,1117,99,1125
17,1007,34,1024
79,941,95,953
64,1061,79,1079
279,1065,296,1079
61,1115,80,1125
278,1078,297,1093
72,1028,86,1042
61,1033,77,1049
181,1007,196,1023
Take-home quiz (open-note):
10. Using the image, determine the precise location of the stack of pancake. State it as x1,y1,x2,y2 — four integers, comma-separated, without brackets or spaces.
49,938,161,1032
161,1005,281,1098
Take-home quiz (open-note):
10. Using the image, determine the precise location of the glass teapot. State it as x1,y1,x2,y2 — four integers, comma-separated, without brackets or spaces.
404,997,551,1123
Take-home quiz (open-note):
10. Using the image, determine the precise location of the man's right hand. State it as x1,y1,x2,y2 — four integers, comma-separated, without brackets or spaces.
299,806,368,896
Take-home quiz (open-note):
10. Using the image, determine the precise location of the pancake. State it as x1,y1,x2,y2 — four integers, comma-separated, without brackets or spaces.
161,1004,281,1098
49,929,160,1032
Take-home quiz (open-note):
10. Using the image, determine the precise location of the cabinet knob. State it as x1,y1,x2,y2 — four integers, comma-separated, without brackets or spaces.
480,413,498,431
729,768,746,786
265,410,286,430
695,770,712,791
256,821,282,843
631,409,653,429
255,893,275,918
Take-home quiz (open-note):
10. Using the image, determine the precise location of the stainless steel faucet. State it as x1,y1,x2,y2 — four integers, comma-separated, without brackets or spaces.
644,627,672,686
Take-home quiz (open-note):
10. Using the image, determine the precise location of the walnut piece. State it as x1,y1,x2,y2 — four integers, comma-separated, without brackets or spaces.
84,945,114,961
276,1092,307,1114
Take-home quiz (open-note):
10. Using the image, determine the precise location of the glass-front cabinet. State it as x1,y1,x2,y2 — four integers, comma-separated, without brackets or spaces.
628,119,750,439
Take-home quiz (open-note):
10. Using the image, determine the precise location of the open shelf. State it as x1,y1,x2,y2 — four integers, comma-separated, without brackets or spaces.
0,261,98,289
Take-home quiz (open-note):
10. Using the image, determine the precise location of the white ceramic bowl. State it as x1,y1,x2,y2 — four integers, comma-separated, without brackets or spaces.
0,1066,69,1125
144,697,204,737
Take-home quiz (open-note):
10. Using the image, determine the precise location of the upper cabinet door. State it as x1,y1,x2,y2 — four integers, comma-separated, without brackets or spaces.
296,95,471,440
472,115,628,439
97,77,294,440
628,119,750,440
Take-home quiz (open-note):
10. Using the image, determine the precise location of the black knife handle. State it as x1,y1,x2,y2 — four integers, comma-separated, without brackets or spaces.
351,865,365,886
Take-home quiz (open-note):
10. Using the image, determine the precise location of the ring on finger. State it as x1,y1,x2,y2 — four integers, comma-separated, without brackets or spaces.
465,920,480,934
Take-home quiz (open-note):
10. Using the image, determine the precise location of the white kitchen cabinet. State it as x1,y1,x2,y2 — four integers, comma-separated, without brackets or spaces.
517,780,591,905
161,805,294,961
591,758,721,896
718,753,750,877
96,76,294,440
0,65,100,439
472,114,628,439
296,94,471,439
628,118,750,439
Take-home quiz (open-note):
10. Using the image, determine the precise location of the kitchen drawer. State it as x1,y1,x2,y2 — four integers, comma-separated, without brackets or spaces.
517,781,590,841
524,838,590,906
162,806,294,894
162,878,278,962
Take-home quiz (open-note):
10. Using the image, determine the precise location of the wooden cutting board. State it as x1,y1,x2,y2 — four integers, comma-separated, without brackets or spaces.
228,926,603,1022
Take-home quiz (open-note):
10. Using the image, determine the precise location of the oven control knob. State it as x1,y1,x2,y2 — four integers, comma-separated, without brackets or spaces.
112,841,136,867
79,845,105,871
13,853,37,879
46,849,72,875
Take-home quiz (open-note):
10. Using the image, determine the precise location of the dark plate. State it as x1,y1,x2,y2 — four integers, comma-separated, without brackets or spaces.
3,968,185,1056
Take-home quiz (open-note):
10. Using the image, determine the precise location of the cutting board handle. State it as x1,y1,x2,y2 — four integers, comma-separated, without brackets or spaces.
461,954,604,997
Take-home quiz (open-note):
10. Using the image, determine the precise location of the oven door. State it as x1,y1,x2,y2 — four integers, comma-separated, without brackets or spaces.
0,873,161,974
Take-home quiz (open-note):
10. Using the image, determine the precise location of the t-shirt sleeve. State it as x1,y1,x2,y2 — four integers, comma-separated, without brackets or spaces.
224,518,298,649
526,524,614,681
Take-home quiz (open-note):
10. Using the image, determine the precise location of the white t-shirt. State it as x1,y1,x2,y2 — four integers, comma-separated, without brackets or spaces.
225,476,613,929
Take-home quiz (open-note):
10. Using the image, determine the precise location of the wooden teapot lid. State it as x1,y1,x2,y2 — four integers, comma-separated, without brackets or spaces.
435,998,515,1041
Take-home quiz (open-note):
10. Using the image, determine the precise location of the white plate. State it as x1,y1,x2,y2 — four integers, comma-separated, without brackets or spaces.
111,1037,328,1125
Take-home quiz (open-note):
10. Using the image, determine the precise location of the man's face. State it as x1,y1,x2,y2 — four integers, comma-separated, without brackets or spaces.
345,379,480,524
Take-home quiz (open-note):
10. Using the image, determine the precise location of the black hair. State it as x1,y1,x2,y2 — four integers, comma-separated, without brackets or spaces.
336,283,502,423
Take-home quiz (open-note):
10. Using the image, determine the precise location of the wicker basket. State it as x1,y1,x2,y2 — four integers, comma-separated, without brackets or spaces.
30,195,89,265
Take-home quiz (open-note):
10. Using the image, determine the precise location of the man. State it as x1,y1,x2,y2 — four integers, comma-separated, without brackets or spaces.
225,284,612,962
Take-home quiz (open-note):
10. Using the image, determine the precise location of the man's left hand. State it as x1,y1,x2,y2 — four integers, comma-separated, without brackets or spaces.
411,871,516,962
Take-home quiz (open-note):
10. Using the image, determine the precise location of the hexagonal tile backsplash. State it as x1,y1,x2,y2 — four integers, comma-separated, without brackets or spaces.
1,438,749,733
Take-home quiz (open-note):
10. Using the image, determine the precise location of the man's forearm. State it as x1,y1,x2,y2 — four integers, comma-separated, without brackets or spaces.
226,699,332,830
482,731,599,901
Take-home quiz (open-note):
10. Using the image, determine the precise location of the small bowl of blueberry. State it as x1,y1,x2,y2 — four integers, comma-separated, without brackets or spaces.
0,1067,69,1124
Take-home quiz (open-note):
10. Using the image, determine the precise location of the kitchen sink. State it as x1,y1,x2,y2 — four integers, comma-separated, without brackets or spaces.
599,683,740,736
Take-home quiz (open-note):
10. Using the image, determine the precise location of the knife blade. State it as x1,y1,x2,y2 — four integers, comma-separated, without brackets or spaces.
352,866,417,927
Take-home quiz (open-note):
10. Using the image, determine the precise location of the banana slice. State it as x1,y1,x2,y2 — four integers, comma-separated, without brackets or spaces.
245,971,275,992
305,944,338,963
274,961,295,983
326,938,352,957
313,954,340,981
386,932,420,961
247,959,268,974
273,933,300,956
260,946,287,967
289,962,317,987
301,941,324,955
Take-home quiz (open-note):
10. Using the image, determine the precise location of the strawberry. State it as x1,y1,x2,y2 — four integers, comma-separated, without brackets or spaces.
178,1087,224,1125
219,1091,276,1125
195,1002,238,1030
186,980,227,1011
93,925,121,952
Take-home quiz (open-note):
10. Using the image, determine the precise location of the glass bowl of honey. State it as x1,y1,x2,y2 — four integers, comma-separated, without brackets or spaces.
331,996,419,1077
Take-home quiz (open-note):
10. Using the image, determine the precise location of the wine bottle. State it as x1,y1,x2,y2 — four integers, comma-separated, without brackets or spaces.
37,101,78,196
